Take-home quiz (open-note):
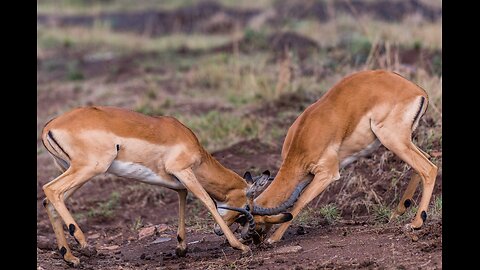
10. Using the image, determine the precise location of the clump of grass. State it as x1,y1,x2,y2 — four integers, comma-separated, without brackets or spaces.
177,111,259,151
293,206,320,226
371,203,392,224
319,204,340,224
431,195,442,218
243,28,268,50
131,216,144,232
87,191,120,218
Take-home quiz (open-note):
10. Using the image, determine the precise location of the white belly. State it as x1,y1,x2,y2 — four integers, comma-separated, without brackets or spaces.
107,160,185,190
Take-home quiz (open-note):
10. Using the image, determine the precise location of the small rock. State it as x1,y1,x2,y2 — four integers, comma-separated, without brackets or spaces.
151,237,171,244
88,233,101,240
155,224,169,233
140,253,146,259
139,226,156,240
98,245,120,251
79,246,97,257
410,234,419,242
274,245,303,254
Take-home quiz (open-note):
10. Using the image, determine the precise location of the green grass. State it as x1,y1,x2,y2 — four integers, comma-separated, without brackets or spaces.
294,204,340,226
176,110,260,152
319,204,340,224
371,203,392,224
131,216,144,232
431,195,442,219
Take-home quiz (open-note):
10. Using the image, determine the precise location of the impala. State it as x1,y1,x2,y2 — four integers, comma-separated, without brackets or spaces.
248,70,438,243
40,106,291,266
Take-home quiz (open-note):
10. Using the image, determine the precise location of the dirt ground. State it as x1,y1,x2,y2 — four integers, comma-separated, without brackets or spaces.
37,1,442,269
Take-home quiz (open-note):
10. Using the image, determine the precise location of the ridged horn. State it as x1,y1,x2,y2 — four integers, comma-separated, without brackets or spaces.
216,205,256,240
252,180,310,215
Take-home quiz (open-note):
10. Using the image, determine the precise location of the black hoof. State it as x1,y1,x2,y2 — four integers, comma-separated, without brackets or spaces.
404,199,412,208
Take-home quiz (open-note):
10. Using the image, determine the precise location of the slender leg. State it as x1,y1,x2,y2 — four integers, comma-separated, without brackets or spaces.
267,172,337,244
171,169,250,253
175,189,188,257
372,125,438,229
42,168,91,266
43,197,79,266
390,173,421,221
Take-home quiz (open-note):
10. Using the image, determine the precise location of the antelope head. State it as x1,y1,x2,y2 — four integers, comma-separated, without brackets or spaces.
213,170,293,242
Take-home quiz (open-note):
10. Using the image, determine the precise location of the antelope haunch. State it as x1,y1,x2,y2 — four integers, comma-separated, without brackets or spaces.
40,106,291,266
251,70,438,243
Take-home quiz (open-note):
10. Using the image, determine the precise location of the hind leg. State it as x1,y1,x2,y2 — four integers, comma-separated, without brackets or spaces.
372,122,437,229
43,167,101,266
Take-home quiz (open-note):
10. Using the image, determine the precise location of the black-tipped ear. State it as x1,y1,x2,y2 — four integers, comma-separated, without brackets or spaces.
262,170,271,177
243,171,253,183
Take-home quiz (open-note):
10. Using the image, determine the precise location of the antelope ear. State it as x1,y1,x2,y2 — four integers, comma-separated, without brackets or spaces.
243,171,254,183
262,170,271,177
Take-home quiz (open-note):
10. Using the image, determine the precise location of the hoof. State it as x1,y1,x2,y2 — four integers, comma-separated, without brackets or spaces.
266,238,279,245
240,246,252,257
175,247,188,257
63,253,81,267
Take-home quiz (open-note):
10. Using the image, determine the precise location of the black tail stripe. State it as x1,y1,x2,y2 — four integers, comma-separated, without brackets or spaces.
48,131,71,160
412,97,425,128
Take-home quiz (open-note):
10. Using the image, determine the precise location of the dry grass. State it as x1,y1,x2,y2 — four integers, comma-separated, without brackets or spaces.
286,14,441,50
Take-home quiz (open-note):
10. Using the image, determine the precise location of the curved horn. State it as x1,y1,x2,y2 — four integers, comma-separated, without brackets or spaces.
216,206,256,240
252,180,310,215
